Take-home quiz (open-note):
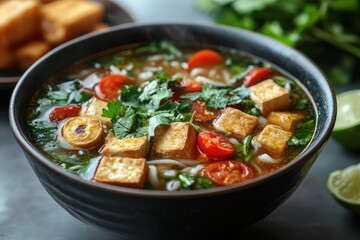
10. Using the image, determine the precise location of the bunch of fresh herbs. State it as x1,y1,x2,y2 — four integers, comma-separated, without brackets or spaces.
195,0,360,85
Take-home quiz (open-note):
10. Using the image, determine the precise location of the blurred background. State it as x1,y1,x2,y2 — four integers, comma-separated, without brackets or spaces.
1,0,359,240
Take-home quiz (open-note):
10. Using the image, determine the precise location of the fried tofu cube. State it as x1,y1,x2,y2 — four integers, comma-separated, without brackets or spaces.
15,41,51,70
267,111,304,131
256,125,292,157
0,47,15,69
93,156,148,189
250,79,291,116
213,107,258,141
101,133,148,158
82,97,111,126
151,122,197,159
40,0,104,45
0,0,40,48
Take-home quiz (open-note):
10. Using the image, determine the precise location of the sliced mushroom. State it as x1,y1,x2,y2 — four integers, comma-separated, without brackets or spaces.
61,117,104,149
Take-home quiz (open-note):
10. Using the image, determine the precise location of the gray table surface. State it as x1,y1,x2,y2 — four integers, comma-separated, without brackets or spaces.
1,0,360,239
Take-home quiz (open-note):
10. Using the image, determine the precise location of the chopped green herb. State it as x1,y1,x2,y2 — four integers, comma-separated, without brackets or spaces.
288,118,316,146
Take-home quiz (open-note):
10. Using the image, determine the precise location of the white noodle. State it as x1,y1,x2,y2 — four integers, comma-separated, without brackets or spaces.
181,62,188,70
258,154,281,164
177,159,202,166
172,72,184,79
148,54,164,61
249,161,262,175
190,165,205,176
170,61,180,68
81,73,100,89
148,165,162,189
139,71,154,81
110,65,127,75
147,159,186,168
252,138,262,148
162,170,177,178
166,180,181,191
194,76,228,86
181,167,193,174
190,68,205,78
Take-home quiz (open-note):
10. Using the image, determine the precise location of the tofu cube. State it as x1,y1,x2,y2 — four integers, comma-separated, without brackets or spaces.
15,41,51,70
267,111,304,131
250,79,291,116
213,107,258,141
256,125,292,157
40,0,104,45
0,0,40,48
93,156,148,189
82,97,111,126
151,122,197,159
101,133,148,158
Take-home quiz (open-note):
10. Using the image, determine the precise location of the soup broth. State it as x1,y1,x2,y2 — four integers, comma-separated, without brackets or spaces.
28,41,316,191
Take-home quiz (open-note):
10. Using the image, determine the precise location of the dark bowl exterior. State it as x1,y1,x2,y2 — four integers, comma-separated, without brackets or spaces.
10,23,336,239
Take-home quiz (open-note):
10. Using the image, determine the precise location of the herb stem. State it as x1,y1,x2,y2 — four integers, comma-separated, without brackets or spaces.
312,28,360,59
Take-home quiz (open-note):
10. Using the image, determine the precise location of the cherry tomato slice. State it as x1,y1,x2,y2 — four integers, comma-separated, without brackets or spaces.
204,160,254,186
97,74,129,101
191,100,219,122
197,131,235,159
187,49,225,71
243,67,275,87
180,79,202,93
49,105,81,122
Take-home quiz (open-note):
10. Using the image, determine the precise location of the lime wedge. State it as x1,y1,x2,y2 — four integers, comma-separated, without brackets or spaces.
332,90,360,149
328,164,360,214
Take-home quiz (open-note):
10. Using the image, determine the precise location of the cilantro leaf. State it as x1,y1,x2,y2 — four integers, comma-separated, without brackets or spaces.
288,118,315,146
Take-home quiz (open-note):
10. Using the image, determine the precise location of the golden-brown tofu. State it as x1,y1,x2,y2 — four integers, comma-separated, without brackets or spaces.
40,0,104,45
101,133,148,158
267,111,304,131
213,107,258,141
256,125,292,157
93,156,148,189
250,79,291,116
15,40,51,70
0,47,15,69
151,122,197,159
0,0,40,48
82,97,111,126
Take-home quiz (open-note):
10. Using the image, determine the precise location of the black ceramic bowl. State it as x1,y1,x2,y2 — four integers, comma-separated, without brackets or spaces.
10,23,336,239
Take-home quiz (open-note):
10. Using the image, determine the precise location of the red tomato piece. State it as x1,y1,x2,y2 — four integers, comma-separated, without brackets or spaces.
97,74,129,101
197,131,235,159
204,160,254,186
187,49,225,71
49,105,81,122
191,100,219,122
243,67,275,87
180,79,202,93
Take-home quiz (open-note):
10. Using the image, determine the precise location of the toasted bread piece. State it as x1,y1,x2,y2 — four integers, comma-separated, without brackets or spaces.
101,133,148,158
256,125,292,157
151,122,197,159
213,107,258,141
82,97,111,126
15,40,51,70
267,111,304,131
250,79,291,116
93,156,148,189
0,0,40,48
40,0,104,45
0,47,16,70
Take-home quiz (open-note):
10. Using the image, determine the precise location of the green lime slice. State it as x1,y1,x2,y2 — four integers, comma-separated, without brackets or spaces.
328,164,360,214
332,90,360,149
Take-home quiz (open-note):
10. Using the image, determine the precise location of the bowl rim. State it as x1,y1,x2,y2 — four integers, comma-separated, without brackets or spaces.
9,22,337,198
